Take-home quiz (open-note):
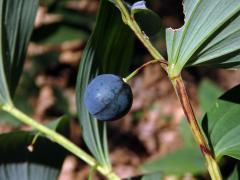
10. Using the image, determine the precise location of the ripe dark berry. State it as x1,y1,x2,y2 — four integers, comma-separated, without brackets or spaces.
84,74,133,121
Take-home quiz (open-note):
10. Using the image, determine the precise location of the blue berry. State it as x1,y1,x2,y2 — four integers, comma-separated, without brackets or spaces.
84,74,133,121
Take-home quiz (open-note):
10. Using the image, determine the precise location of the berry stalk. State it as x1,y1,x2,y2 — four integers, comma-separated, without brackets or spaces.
123,59,167,82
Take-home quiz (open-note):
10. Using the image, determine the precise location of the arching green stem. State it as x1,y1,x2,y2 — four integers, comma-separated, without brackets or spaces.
2,104,120,180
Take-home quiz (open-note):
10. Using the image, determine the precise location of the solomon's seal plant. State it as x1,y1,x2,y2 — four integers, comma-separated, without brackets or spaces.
0,0,239,180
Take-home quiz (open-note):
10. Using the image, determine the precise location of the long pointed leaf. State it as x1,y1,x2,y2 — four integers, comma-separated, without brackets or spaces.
76,0,134,166
202,84,240,160
0,0,11,105
0,0,38,105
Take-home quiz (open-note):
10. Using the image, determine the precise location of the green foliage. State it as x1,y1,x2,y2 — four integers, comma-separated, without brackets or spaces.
141,147,205,176
198,79,223,113
0,116,69,180
32,0,95,45
0,71,37,127
131,1,162,37
202,84,240,160
35,24,89,45
0,1,13,105
140,172,162,180
0,0,39,99
46,115,70,135
76,0,134,167
228,162,240,180
126,172,162,180
0,132,66,180
166,0,240,77
180,117,198,148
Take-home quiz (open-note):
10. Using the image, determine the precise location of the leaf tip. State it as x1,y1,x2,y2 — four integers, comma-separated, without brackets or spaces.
131,1,147,11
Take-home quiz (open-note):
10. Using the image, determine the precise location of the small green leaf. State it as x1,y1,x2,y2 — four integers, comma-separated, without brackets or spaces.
166,0,240,77
198,79,223,112
141,147,206,175
131,1,162,37
202,84,240,160
45,115,70,136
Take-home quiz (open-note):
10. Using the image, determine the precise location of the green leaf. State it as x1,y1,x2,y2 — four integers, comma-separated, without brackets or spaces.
180,118,198,148
3,0,39,97
166,0,240,77
140,172,162,180
141,147,206,175
0,131,67,180
0,111,22,127
126,172,162,180
0,0,39,105
202,84,240,160
228,162,240,180
46,115,70,136
0,97,30,127
33,24,89,45
0,1,12,105
59,8,95,30
76,0,134,167
198,79,223,112
131,1,162,36
0,70,37,127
